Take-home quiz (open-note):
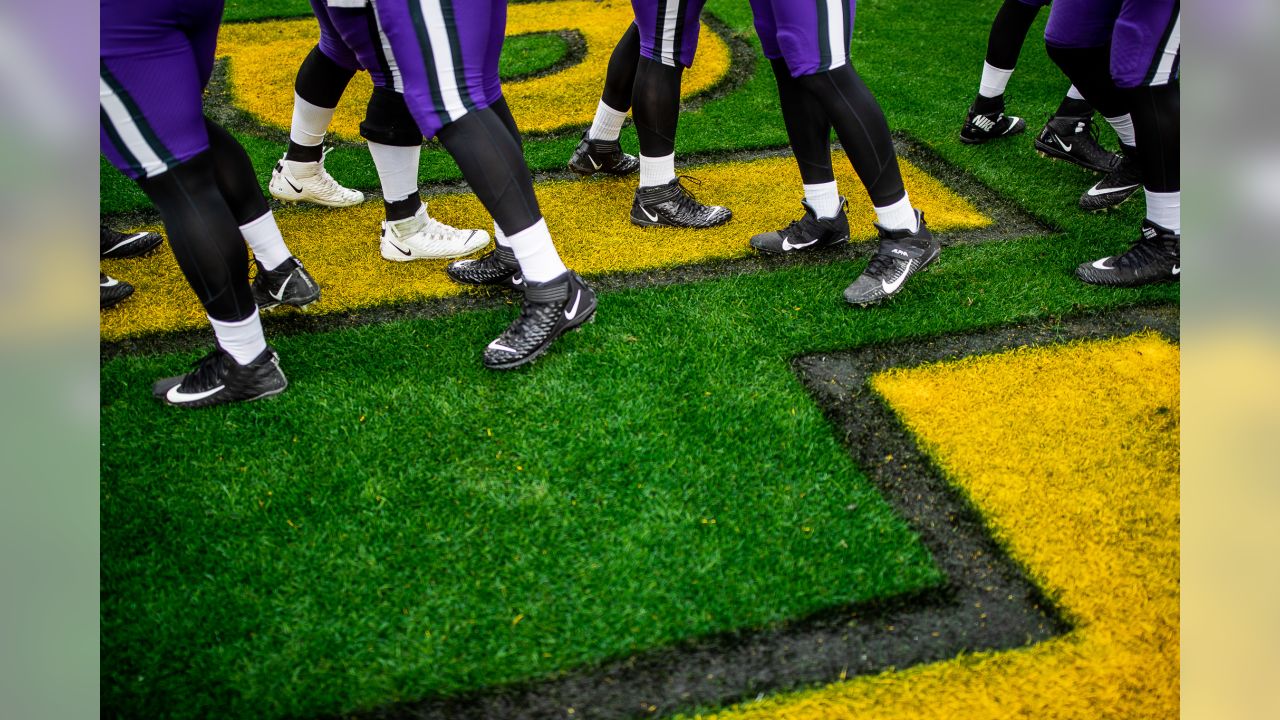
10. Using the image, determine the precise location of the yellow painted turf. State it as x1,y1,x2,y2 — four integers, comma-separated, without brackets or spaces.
688,333,1180,720
99,152,989,340
216,0,731,139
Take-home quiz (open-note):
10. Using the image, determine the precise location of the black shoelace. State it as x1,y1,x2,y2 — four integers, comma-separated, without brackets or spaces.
182,348,233,389
1117,235,1169,270
863,246,900,279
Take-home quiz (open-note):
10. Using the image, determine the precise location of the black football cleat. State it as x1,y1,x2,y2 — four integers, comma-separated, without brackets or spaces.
446,244,522,288
251,257,320,311
1034,114,1120,174
1076,220,1180,287
100,272,134,309
483,271,596,370
750,198,850,254
1079,148,1143,212
152,345,288,408
843,210,940,306
960,97,1026,144
567,131,639,177
631,178,731,229
101,226,163,259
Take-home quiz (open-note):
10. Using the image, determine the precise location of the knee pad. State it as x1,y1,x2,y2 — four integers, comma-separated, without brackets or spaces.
360,87,422,147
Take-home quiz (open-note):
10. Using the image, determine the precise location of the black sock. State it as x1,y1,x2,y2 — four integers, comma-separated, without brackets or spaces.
285,141,323,163
384,196,422,222
1128,81,1178,192
770,58,834,185
436,108,542,235
136,153,255,322
1054,96,1094,118
1045,45,1128,118
632,57,683,157
795,64,906,207
973,94,1005,114
203,117,270,226
602,23,641,112
986,0,1042,70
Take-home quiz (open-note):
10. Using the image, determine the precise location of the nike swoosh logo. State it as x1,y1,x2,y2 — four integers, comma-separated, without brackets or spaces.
781,236,819,252
101,277,120,287
487,340,518,353
269,274,291,301
388,240,413,256
1087,183,1140,197
564,290,582,320
1172,265,1180,275
1092,257,1116,270
510,274,524,286
286,178,303,193
880,259,914,295
640,206,659,222
589,156,602,170
1056,136,1073,152
167,383,225,403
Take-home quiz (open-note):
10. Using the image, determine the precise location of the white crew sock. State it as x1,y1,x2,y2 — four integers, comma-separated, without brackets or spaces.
493,222,510,249
1066,84,1085,101
240,212,293,270
639,152,676,188
978,61,1014,99
874,193,919,233
1145,190,1180,233
587,100,627,142
367,141,421,202
1104,113,1137,148
209,312,268,365
289,93,336,148
504,218,567,283
803,181,841,219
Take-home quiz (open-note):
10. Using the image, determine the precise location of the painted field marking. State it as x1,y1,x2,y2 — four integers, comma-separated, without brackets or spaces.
100,151,990,341
697,332,1179,720
215,1,731,139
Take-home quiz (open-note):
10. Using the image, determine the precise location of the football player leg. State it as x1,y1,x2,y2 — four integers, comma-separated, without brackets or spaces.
748,0,848,255
628,0,731,229
373,0,596,370
961,0,1046,144
101,0,286,407
1076,0,1180,286
268,0,365,207
1045,0,1142,211
568,23,641,177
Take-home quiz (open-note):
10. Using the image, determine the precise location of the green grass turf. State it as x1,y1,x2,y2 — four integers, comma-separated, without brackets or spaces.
101,0,1179,716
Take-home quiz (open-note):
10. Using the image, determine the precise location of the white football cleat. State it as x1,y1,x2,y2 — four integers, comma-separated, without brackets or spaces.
269,148,365,207
380,204,490,261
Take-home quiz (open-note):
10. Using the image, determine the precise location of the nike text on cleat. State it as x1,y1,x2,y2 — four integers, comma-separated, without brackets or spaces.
152,345,288,408
1075,220,1180,287
252,256,321,311
751,198,850,255
1079,149,1143,212
843,210,940,306
567,131,639,177
101,226,163,259
268,148,365,207
630,177,732,229
445,244,521,288
380,204,490,261
1034,114,1120,174
483,271,597,371
960,101,1026,144
100,272,135,309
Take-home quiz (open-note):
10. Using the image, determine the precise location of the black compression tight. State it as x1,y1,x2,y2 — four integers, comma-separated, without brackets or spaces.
436,107,542,236
602,23,641,112
489,95,524,152
136,152,256,322
204,118,270,226
986,0,1042,70
770,58,834,185
1046,44,1128,118
1128,81,1179,192
794,64,906,207
631,57,682,158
